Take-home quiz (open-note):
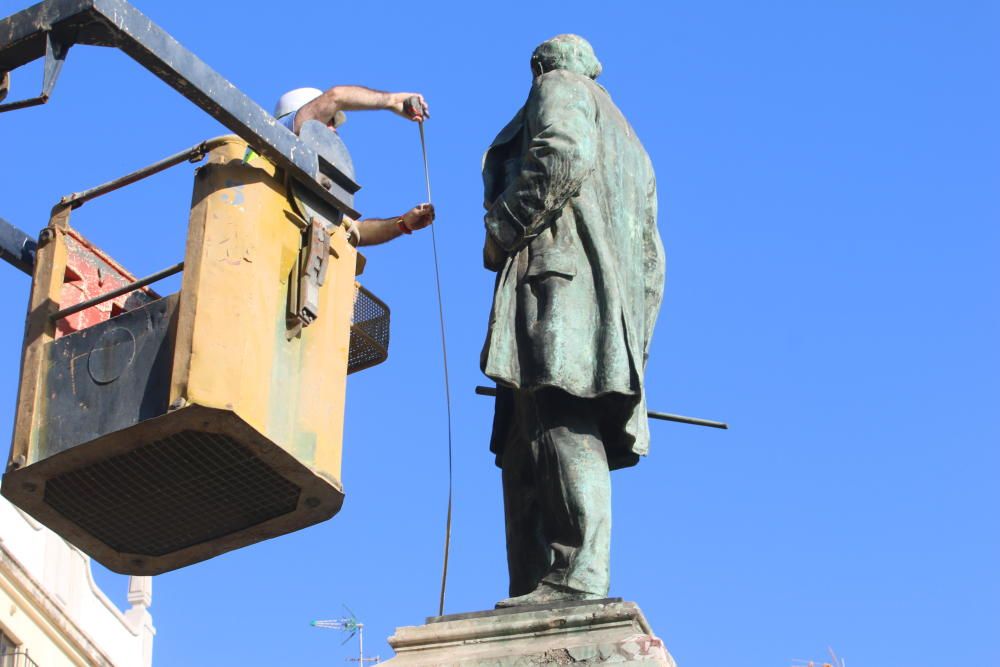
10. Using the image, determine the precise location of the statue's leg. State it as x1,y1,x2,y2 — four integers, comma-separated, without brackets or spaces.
534,389,612,598
500,391,553,597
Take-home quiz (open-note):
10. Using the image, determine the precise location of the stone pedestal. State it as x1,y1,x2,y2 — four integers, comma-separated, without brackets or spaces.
384,598,675,666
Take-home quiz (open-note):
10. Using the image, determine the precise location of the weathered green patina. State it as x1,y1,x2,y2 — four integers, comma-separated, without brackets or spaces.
482,34,665,606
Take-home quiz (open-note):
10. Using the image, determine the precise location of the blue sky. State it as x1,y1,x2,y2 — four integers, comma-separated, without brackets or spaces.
0,0,997,665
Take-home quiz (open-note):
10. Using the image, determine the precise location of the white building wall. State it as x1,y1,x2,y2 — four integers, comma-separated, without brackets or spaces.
0,496,154,667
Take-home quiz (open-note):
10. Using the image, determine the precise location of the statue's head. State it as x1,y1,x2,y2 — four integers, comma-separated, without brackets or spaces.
530,34,602,80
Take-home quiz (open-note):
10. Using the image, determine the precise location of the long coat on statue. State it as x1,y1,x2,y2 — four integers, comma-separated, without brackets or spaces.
481,68,666,470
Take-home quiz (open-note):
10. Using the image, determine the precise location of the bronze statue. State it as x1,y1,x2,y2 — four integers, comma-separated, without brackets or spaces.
481,34,666,607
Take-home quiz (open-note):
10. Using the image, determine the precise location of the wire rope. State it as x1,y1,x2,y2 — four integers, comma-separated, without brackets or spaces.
415,120,454,617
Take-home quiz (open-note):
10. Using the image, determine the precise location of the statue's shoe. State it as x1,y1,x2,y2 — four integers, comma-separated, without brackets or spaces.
495,582,600,609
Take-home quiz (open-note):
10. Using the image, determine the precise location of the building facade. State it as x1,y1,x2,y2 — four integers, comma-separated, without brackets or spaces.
0,496,154,667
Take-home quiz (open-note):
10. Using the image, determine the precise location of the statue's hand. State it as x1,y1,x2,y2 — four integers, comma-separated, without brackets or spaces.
484,233,506,271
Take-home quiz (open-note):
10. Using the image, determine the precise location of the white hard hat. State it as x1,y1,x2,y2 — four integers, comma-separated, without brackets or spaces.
273,87,323,119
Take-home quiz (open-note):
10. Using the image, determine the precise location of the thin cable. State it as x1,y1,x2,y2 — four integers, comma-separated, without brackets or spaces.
417,120,453,617
419,122,432,203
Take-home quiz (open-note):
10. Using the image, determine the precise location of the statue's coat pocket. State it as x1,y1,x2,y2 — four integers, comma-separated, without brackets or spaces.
524,251,577,281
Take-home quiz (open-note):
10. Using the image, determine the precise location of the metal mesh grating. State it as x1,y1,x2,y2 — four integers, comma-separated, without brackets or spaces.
44,431,301,557
348,285,390,374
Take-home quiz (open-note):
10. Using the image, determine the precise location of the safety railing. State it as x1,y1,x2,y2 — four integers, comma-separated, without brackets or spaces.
0,650,40,667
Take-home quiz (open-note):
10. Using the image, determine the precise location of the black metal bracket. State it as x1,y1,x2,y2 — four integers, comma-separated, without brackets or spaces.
0,30,68,112
0,217,37,275
0,0,361,219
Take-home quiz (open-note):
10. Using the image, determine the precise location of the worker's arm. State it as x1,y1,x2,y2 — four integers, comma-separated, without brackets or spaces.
294,86,429,132
350,203,434,247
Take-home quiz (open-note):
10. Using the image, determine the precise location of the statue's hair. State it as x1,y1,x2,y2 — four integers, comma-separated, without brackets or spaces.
530,34,602,79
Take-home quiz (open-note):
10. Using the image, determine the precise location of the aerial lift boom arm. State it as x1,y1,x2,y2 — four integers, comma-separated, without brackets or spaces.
0,0,361,219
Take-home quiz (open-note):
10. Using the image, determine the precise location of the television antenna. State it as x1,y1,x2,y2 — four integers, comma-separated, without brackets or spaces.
312,605,380,665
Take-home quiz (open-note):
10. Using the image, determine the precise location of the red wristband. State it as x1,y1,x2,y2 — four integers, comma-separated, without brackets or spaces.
396,217,412,235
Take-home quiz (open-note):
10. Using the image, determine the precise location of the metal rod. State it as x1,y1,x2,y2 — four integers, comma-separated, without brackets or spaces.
646,410,729,430
59,140,223,209
50,261,183,321
474,385,728,430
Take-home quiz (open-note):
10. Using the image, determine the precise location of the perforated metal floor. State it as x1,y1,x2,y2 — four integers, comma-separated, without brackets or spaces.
44,430,301,556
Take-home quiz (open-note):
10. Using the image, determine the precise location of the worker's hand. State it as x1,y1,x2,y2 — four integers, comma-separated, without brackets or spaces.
389,93,430,122
343,218,361,247
401,203,435,231
0,71,9,103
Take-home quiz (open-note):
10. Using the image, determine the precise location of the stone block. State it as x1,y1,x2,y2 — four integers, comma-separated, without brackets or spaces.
383,598,675,666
